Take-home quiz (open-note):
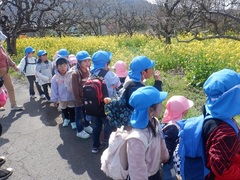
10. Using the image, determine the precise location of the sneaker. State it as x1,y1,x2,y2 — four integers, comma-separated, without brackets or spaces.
47,99,52,103
30,95,36,98
62,119,70,127
40,94,46,99
0,157,6,167
0,107,5,111
91,144,104,154
0,167,13,180
84,126,93,134
91,148,99,154
71,122,77,130
11,104,24,111
76,130,90,139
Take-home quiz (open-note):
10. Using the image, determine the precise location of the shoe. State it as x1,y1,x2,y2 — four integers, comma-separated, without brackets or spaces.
0,107,5,111
91,148,99,154
62,119,70,127
71,122,77,130
30,95,36,98
40,94,46,99
84,126,93,134
11,104,24,111
76,130,90,139
47,99,52,103
91,144,104,154
0,157,6,166
0,167,13,180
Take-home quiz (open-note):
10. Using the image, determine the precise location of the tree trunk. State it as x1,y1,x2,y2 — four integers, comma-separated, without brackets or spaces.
165,36,171,44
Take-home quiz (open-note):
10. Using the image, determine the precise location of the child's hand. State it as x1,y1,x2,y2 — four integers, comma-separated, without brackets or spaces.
53,102,58,107
153,70,161,81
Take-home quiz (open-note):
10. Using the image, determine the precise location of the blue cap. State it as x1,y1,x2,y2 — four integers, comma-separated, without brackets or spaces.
129,86,168,129
76,51,91,61
37,50,47,57
24,46,35,55
57,49,69,57
91,50,112,72
203,69,240,119
128,56,155,82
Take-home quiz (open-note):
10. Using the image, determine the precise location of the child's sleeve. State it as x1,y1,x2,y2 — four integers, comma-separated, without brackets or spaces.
107,71,120,87
50,77,58,102
17,58,26,72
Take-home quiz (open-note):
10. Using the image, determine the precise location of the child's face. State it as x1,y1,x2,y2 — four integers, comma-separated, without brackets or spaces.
57,63,68,75
40,54,48,62
152,103,163,117
28,52,34,58
142,68,153,80
80,59,90,69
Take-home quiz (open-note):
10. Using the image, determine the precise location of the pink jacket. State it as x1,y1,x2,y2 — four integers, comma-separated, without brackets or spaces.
127,124,169,180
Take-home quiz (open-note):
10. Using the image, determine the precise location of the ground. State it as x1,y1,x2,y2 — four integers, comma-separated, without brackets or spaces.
0,78,110,180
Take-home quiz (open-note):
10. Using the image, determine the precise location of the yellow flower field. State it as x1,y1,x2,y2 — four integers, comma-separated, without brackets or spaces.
10,34,240,87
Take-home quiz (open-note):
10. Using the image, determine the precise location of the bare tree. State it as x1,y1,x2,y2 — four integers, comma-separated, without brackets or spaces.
0,0,60,55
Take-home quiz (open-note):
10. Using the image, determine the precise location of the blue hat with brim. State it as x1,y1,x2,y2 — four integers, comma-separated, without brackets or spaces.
24,46,35,56
128,56,155,82
76,51,91,61
91,50,112,72
203,68,240,119
129,86,168,129
57,49,69,57
37,50,47,57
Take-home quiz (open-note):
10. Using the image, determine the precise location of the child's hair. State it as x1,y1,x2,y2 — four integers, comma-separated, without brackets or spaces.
56,57,68,67
147,103,159,137
0,77,3,88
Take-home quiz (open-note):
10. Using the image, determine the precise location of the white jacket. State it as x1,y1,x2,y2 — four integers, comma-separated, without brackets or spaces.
17,57,37,76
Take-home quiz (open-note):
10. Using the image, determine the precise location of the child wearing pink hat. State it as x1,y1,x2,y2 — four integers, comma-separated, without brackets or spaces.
162,95,194,180
112,60,128,88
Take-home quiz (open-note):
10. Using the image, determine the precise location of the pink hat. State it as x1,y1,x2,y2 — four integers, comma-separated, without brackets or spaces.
68,54,77,66
162,95,194,123
112,60,128,78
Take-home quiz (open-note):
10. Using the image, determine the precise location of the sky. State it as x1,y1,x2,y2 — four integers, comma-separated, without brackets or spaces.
146,0,156,4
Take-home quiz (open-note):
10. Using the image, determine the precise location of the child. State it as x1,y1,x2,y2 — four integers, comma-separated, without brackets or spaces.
162,95,194,180
72,51,93,139
68,54,77,67
127,86,169,179
51,57,76,129
52,49,69,75
90,50,120,153
35,50,52,102
0,77,8,111
123,56,162,110
112,60,128,89
17,46,45,99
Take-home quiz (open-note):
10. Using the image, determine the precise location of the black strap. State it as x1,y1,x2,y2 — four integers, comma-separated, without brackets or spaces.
202,118,222,144
23,57,28,73
97,69,108,98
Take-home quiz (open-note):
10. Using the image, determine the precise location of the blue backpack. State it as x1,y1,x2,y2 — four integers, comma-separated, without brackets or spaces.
176,114,238,180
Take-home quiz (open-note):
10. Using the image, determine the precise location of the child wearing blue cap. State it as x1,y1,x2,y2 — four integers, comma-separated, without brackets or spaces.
36,50,52,101
90,50,120,153
127,86,169,179
202,69,240,179
123,56,163,110
17,46,44,99
51,58,75,129
72,50,93,139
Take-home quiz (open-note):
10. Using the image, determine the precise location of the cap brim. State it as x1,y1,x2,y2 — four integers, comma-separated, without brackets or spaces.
147,60,155,69
159,91,168,102
130,109,149,129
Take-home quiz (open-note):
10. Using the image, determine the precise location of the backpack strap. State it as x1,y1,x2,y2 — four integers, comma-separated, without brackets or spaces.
23,57,28,73
202,118,222,144
126,130,152,148
97,69,109,98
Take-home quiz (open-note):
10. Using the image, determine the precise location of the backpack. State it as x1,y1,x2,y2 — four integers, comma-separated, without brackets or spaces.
83,69,108,116
101,126,150,180
23,57,36,73
105,86,132,128
176,114,238,180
